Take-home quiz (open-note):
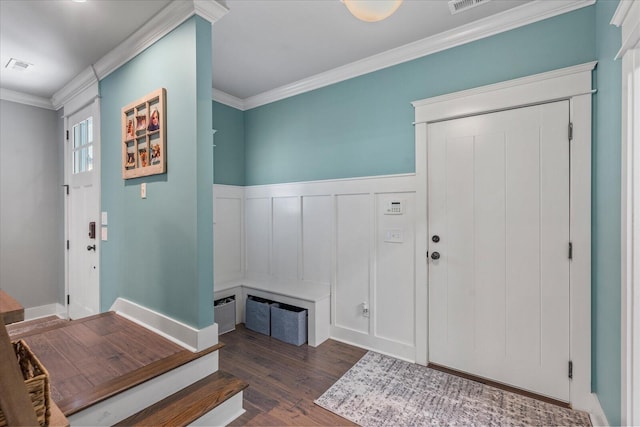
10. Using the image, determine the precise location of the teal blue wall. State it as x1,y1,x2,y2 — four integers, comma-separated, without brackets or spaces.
100,16,214,328
212,101,245,185
244,7,596,185
239,2,623,422
593,0,621,425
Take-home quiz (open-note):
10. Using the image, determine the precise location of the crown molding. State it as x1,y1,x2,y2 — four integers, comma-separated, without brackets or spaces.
241,0,595,110
51,66,98,110
195,0,229,23
51,0,228,109
212,88,245,110
0,88,55,110
610,0,633,27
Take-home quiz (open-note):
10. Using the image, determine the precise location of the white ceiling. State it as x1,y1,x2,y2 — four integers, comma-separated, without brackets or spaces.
1,0,544,106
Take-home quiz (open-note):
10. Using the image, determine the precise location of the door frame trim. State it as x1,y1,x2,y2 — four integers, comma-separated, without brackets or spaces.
412,61,596,412
63,80,101,318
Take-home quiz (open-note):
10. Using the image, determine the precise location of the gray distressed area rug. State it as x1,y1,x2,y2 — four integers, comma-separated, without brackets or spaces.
315,351,592,426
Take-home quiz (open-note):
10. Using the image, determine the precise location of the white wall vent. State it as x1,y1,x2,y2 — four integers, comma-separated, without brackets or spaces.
448,0,491,15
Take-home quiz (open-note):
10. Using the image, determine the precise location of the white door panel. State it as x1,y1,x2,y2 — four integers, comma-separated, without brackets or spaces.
67,104,100,319
428,101,570,401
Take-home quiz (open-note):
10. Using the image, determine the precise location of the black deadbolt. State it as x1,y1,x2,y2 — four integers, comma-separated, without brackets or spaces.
432,235,440,243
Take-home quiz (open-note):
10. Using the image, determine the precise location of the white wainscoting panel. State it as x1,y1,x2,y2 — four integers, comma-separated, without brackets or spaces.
245,197,271,277
272,196,300,280
335,193,372,335
215,174,417,360
302,195,332,284
374,192,416,346
213,185,244,285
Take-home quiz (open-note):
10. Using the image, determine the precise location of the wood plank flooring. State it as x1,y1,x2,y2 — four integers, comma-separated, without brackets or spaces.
8,312,221,416
219,324,367,426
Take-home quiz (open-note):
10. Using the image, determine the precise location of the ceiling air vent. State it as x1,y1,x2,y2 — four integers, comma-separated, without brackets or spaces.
5,58,32,71
448,0,491,15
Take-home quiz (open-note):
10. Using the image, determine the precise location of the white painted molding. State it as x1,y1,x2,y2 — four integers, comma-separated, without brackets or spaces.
612,0,640,60
110,297,219,352
240,0,594,110
610,0,634,27
51,66,98,111
412,61,597,124
245,173,416,198
194,0,230,24
23,303,66,321
0,88,55,110
51,0,228,109
588,393,610,426
212,88,245,110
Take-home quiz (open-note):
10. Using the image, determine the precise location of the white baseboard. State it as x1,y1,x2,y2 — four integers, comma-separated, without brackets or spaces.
23,303,66,321
586,393,609,427
110,298,218,352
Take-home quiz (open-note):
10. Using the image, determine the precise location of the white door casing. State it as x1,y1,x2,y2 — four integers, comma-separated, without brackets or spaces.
612,1,640,424
427,101,570,401
413,61,595,412
65,99,100,319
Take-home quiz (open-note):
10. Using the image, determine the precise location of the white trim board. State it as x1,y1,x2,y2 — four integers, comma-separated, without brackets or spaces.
613,1,640,424
110,297,219,352
412,61,596,413
23,303,67,321
0,88,55,110
214,0,594,111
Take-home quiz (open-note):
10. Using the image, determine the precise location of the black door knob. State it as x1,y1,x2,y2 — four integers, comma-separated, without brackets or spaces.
432,235,440,243
431,251,440,260
87,244,96,251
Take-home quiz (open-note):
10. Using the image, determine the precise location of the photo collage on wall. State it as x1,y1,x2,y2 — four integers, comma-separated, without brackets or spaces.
121,88,166,179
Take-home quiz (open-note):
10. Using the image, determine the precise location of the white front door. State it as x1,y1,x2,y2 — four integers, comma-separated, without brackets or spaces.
66,103,100,319
427,101,571,401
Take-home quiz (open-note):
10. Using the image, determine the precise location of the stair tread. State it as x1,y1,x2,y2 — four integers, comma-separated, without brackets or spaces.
57,340,224,416
113,371,248,427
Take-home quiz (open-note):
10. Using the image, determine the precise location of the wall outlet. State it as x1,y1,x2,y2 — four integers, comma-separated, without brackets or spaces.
362,302,369,318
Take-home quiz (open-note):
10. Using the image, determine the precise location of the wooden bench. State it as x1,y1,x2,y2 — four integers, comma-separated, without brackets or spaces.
0,290,24,325
113,371,248,427
214,279,330,347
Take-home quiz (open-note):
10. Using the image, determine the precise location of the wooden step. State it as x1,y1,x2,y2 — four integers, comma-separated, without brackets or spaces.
113,371,248,427
0,290,25,325
7,315,70,340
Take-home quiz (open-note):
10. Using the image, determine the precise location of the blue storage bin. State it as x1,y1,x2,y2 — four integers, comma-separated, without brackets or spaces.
245,295,271,335
271,303,307,346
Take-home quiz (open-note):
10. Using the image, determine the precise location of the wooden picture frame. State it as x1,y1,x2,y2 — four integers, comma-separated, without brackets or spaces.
122,88,166,179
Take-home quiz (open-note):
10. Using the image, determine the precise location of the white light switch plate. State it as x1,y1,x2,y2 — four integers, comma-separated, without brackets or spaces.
141,183,147,199
384,229,404,243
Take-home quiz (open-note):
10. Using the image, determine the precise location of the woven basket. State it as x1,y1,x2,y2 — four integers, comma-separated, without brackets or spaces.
0,340,51,427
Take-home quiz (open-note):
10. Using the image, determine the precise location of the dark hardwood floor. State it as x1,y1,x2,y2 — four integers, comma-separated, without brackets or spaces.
8,312,222,416
219,324,367,426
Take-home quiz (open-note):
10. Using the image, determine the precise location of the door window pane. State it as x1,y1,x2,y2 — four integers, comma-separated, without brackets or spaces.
72,116,94,174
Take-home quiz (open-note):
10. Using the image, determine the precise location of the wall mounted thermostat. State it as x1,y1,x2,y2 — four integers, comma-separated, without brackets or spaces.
384,200,404,215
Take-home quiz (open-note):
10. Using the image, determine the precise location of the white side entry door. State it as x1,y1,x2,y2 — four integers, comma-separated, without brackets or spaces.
66,102,100,319
427,101,571,402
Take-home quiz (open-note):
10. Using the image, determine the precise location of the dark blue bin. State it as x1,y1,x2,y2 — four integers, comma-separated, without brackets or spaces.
271,303,307,346
245,295,271,335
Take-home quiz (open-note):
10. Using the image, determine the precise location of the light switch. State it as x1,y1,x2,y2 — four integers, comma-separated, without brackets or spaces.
141,183,147,199
101,227,108,241
384,229,404,243
101,211,108,226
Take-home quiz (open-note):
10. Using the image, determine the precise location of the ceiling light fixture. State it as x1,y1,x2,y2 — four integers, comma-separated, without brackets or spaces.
342,0,403,23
